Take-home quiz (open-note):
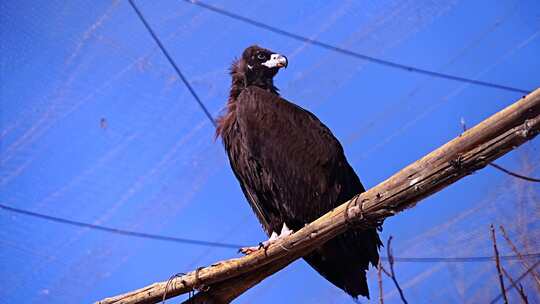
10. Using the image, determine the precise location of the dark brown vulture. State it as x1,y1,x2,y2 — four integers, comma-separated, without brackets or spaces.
217,45,381,298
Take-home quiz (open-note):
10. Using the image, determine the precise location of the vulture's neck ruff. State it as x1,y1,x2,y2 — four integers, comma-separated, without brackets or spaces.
230,58,280,102
216,47,286,138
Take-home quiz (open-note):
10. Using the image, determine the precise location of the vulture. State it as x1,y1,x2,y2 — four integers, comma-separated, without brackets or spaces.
216,45,381,298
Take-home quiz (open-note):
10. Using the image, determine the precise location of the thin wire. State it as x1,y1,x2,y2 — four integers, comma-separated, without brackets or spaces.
182,0,530,94
489,163,540,183
128,0,217,127
389,254,540,263
0,203,239,249
2,203,539,263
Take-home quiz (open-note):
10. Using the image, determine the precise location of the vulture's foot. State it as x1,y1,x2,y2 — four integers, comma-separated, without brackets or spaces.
239,223,293,255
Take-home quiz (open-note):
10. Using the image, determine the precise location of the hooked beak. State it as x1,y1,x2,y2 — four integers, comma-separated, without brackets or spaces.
262,54,288,69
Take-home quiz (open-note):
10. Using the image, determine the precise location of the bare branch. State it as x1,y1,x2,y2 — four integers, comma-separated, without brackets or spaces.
490,225,509,304
518,285,528,303
96,89,540,304
380,264,391,277
378,260,384,304
490,260,540,304
385,236,408,304
499,225,540,291
500,265,529,303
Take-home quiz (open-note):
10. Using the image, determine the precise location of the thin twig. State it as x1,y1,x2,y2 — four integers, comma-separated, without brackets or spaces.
518,285,528,303
377,259,384,304
497,226,529,303
380,264,391,277
499,225,540,291
500,266,529,303
490,225,508,304
490,260,540,304
385,236,408,304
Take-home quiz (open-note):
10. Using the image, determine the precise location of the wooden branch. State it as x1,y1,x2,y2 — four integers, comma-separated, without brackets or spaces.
181,254,295,303
96,88,540,304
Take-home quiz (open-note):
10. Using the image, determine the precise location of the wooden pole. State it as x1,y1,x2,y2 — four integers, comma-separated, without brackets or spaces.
96,88,540,304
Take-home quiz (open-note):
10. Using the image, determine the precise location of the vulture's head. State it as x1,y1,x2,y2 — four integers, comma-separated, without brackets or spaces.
219,45,288,137
237,45,288,88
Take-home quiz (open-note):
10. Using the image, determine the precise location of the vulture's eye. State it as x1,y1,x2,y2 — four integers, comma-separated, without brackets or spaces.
257,53,266,60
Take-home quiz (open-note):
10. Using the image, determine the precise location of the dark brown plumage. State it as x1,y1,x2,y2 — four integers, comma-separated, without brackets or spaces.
217,45,381,298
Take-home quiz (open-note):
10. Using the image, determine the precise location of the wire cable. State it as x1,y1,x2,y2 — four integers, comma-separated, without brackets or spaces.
390,254,540,263
128,0,217,127
182,0,530,94
489,163,540,183
0,203,239,249
2,203,539,263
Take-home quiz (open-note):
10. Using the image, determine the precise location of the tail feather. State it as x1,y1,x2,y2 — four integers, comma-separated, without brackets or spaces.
303,228,381,298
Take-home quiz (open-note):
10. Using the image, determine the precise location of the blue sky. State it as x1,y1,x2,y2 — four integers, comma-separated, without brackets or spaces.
1,0,539,303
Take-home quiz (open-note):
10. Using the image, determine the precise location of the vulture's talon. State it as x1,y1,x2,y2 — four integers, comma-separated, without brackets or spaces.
239,246,260,255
